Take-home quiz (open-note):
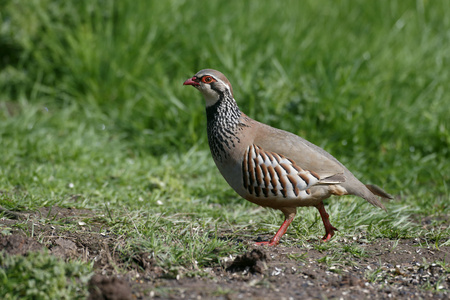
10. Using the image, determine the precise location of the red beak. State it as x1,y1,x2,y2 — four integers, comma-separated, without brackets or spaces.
183,77,200,86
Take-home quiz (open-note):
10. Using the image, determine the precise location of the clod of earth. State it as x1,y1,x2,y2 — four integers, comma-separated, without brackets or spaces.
226,249,268,274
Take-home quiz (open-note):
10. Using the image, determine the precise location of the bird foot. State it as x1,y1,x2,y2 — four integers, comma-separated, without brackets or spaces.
321,226,338,242
321,234,333,242
255,240,278,246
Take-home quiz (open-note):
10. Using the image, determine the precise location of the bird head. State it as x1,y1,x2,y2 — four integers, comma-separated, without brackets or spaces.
184,69,234,107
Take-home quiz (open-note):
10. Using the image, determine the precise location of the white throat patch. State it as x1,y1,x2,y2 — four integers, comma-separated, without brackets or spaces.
199,78,232,107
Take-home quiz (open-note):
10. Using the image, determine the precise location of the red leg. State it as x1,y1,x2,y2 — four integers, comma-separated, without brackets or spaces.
255,210,296,246
316,202,338,242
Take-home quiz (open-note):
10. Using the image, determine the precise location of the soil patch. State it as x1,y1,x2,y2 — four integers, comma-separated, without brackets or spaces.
88,274,132,300
1,206,449,299
0,234,43,255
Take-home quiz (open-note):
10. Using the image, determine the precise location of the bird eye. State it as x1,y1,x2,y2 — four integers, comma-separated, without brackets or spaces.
201,76,215,84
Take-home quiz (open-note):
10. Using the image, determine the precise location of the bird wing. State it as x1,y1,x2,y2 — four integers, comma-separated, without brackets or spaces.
251,120,347,181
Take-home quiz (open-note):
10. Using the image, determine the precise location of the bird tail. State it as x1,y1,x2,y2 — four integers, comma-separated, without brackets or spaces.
365,184,393,199
361,184,392,212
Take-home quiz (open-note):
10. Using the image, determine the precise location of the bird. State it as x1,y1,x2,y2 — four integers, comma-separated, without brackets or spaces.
183,69,392,246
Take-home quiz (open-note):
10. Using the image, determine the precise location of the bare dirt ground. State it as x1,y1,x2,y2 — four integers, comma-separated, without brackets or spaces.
1,206,449,299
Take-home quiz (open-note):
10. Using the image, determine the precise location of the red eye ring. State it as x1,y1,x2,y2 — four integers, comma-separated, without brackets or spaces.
201,76,215,84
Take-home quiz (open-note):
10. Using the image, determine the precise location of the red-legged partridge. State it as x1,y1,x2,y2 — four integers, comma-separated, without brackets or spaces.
184,69,392,246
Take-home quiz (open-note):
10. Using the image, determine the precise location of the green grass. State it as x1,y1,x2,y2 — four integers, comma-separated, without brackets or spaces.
1,0,449,296
0,250,92,300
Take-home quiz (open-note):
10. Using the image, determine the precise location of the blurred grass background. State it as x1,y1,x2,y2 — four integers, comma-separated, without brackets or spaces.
2,0,448,167
1,0,449,245
0,0,449,296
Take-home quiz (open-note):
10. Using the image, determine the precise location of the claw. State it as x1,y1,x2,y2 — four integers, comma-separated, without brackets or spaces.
255,240,277,246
